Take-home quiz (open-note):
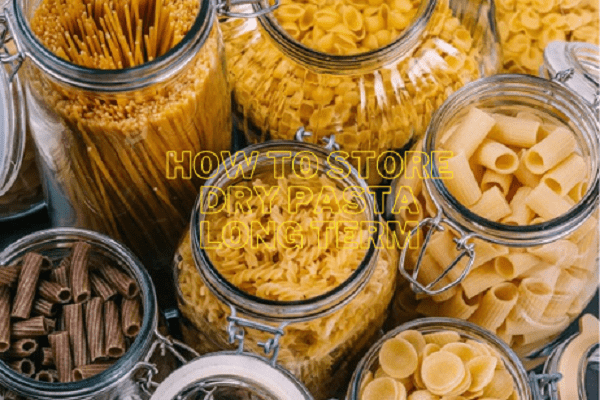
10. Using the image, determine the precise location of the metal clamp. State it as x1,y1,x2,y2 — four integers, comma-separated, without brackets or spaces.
530,372,562,400
133,330,200,397
0,11,25,83
553,68,575,84
215,0,280,18
399,211,476,296
294,127,341,151
227,305,288,366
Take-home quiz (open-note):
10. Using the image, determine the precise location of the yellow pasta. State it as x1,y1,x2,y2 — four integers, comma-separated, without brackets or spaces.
421,351,466,395
444,108,497,160
444,154,483,207
481,170,513,196
380,338,419,379
524,127,577,174
470,187,512,222
468,283,519,331
363,377,407,400
541,153,587,196
472,140,519,175
467,356,497,392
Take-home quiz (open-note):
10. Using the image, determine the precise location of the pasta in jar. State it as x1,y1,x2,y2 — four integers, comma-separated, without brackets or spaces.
388,75,599,367
496,0,599,74
221,0,499,183
173,142,398,399
5,0,231,272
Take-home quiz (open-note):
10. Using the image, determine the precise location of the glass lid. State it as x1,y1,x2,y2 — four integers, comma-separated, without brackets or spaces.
150,352,313,400
543,41,600,110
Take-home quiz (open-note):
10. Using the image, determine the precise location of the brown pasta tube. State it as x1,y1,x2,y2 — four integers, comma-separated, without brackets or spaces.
7,338,38,358
32,298,59,317
85,297,105,362
11,252,46,319
121,298,142,338
41,347,54,366
50,265,69,288
8,359,35,377
0,265,20,286
0,286,11,352
64,303,88,367
35,369,58,383
11,316,48,338
49,331,72,383
70,242,92,303
90,272,117,301
38,280,72,304
104,301,125,358
72,362,113,381
99,265,138,299
45,318,56,333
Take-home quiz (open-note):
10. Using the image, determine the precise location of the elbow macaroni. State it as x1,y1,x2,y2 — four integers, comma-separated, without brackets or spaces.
392,108,598,358
222,0,491,183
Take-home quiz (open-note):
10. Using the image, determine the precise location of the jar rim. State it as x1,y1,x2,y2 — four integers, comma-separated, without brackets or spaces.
347,317,532,400
189,140,381,322
9,0,213,91
423,73,600,246
0,228,158,397
254,0,436,73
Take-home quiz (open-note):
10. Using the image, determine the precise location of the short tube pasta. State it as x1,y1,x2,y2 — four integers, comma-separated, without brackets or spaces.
472,139,519,174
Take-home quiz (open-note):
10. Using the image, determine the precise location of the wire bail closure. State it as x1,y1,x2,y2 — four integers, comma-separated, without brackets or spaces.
226,305,289,366
0,10,25,83
294,127,340,151
398,209,476,296
529,372,562,400
216,0,280,19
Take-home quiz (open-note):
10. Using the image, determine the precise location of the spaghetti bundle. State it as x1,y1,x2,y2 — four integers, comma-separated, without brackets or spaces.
25,0,231,270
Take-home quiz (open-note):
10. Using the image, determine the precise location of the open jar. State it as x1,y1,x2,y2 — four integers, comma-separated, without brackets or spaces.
386,72,599,369
221,0,500,183
173,138,398,399
347,318,532,400
0,228,197,399
0,0,231,271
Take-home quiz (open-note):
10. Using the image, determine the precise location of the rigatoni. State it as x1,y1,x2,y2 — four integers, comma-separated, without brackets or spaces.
38,280,72,304
0,286,11,352
85,297,105,362
35,369,58,383
0,265,20,287
49,331,72,383
99,265,139,299
7,338,38,358
32,298,59,317
104,301,126,358
64,303,88,367
90,273,117,301
121,298,142,338
72,363,113,381
41,347,54,366
70,242,92,303
8,358,35,377
11,316,48,338
11,252,46,319
50,265,69,288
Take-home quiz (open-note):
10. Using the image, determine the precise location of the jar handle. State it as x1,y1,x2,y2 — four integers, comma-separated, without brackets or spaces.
398,212,476,296
132,330,200,397
216,0,280,19
0,9,25,83
529,372,562,400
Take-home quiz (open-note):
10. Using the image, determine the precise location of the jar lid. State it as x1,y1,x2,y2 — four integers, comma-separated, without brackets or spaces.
543,41,599,109
0,62,26,197
149,352,313,400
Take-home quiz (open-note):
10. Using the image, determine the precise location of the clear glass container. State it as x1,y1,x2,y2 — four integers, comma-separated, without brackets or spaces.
347,318,532,400
0,228,197,400
386,73,599,369
0,0,231,271
173,140,398,399
221,0,500,183
496,0,599,75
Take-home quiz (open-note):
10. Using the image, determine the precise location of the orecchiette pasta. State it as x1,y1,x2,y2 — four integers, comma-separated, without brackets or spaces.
361,330,520,399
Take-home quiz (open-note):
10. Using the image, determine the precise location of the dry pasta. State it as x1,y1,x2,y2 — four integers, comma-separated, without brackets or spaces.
176,173,398,399
25,0,231,271
360,330,520,399
496,0,599,74
222,0,490,183
391,107,598,358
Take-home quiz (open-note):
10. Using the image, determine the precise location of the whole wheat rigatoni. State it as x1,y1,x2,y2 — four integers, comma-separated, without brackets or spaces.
90,272,117,301
104,301,126,358
0,286,11,352
0,265,20,287
64,303,88,367
85,297,105,362
50,264,69,288
11,316,48,338
38,280,72,304
35,369,58,383
49,331,72,383
99,265,138,299
7,338,38,358
121,298,142,338
11,252,46,319
9,358,35,377
72,362,113,381
41,347,54,366
32,298,58,317
70,242,91,303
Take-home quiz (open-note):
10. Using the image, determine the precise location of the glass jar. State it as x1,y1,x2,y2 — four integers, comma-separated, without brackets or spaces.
173,139,398,399
221,0,500,184
347,318,532,400
0,56,43,221
0,0,231,271
0,228,197,400
386,73,599,369
496,0,599,75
